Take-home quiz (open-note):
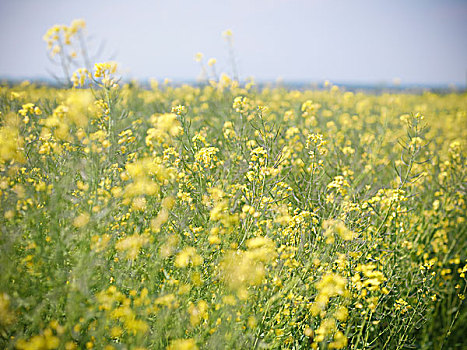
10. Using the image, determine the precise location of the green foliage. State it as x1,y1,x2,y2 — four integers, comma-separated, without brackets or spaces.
0,81,466,349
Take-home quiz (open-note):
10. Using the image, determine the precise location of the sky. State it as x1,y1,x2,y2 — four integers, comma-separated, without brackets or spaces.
0,0,466,85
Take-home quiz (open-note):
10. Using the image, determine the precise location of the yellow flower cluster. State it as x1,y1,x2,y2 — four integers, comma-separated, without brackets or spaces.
1,73,465,349
146,113,182,147
93,62,119,87
220,236,276,299
43,19,85,56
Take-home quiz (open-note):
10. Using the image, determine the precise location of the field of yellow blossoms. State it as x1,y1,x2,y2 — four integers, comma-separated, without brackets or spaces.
1,22,466,350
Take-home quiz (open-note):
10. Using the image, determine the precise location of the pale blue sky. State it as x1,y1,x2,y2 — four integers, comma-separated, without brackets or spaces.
0,0,466,85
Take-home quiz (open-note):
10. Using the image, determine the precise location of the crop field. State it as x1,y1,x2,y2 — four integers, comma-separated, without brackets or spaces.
1,23,467,350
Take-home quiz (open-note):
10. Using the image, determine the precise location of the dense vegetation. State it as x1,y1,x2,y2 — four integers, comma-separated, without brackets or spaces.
1,77,466,349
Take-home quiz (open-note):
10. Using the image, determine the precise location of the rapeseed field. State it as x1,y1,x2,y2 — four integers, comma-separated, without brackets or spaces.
0,20,466,350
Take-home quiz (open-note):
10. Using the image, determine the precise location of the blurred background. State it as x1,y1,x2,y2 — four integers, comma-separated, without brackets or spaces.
0,0,466,87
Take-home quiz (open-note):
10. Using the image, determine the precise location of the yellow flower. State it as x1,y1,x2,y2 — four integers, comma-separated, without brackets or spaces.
73,213,90,228
71,68,89,87
207,58,217,67
194,147,219,169
115,234,150,260
93,61,118,87
174,247,203,268
0,293,15,326
194,52,203,62
222,29,233,38
167,339,198,350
